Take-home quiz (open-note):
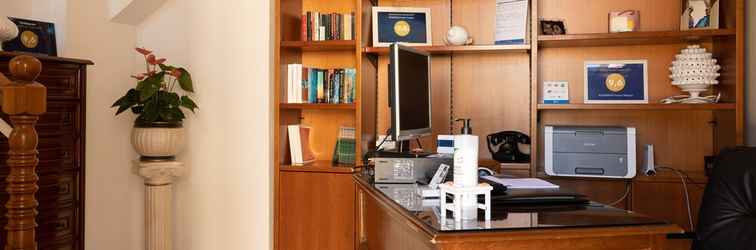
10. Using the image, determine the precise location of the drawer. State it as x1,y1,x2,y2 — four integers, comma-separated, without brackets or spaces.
37,207,78,239
0,171,80,209
0,62,83,99
40,240,79,250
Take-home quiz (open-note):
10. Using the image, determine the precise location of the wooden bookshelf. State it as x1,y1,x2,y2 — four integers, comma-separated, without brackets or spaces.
281,40,357,51
280,103,357,110
280,160,360,173
538,29,736,48
537,103,736,111
363,44,531,55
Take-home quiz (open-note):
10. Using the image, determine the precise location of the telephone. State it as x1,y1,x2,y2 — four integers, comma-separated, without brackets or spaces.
487,131,531,163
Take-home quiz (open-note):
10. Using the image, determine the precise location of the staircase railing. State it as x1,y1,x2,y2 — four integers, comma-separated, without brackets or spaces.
0,55,45,250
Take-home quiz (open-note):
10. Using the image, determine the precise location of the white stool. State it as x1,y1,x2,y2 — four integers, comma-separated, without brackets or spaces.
438,183,493,223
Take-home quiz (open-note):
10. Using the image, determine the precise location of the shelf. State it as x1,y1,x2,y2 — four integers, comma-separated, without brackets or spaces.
538,29,736,48
280,40,356,51
363,44,531,55
280,160,359,173
537,103,736,111
280,103,356,110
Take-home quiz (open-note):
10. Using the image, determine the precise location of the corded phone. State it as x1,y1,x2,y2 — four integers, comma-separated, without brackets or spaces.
487,131,531,163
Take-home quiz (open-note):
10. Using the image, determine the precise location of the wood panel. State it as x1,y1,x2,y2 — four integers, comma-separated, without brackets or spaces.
632,181,705,232
539,0,682,34
451,0,508,45
452,53,531,160
280,172,356,250
538,43,715,104
303,0,356,13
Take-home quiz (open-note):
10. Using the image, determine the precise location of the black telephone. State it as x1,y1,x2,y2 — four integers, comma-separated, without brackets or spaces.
487,131,531,163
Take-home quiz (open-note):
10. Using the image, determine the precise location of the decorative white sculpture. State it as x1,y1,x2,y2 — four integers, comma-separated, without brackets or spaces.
444,26,473,46
668,45,721,99
0,17,19,51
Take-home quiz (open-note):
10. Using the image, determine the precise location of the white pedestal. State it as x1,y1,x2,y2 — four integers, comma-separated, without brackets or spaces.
438,183,493,224
133,161,185,250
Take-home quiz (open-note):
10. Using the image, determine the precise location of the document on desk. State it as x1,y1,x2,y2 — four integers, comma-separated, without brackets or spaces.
495,0,528,45
482,176,559,189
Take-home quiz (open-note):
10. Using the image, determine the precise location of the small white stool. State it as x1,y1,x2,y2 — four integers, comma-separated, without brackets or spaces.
438,183,493,223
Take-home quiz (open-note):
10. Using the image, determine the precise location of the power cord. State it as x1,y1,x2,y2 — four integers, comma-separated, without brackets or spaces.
375,128,392,151
608,181,632,207
657,166,695,231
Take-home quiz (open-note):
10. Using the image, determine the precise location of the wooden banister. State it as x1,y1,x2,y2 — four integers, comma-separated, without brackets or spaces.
1,55,46,250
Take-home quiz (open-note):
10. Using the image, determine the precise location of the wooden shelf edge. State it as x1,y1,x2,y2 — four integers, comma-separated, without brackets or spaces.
281,40,356,51
363,44,531,55
280,103,357,110
538,29,736,48
537,103,736,111
280,161,360,173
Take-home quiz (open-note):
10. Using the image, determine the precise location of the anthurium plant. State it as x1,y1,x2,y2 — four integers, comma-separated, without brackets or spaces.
112,48,198,125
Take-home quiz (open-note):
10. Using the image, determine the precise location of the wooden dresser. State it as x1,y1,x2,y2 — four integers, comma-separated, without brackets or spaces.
0,52,91,250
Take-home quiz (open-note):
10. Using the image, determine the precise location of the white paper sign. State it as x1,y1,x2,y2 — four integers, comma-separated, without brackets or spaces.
495,0,528,44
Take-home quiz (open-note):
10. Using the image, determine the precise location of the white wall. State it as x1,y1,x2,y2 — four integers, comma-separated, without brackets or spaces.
137,0,273,249
747,0,755,145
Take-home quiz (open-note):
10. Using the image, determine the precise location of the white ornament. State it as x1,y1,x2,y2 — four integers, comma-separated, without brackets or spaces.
669,45,721,98
0,17,19,51
445,26,473,46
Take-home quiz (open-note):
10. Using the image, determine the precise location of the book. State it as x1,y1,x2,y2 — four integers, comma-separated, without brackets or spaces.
284,65,357,104
288,125,316,166
333,127,356,165
301,12,355,41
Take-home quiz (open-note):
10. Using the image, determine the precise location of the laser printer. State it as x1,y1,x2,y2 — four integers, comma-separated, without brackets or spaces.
544,126,636,179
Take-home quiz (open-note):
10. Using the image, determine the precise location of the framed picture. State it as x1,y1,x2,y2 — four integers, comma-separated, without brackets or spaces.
372,7,432,47
539,20,566,35
1,17,57,56
681,0,719,30
584,60,648,104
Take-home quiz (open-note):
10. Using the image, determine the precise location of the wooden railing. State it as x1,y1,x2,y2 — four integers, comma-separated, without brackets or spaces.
0,55,45,250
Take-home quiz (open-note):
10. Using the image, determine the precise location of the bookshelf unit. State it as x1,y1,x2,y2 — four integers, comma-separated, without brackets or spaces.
274,0,744,249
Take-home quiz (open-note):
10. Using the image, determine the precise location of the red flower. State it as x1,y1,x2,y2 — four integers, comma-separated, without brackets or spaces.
131,74,146,80
170,69,182,78
135,47,152,55
146,54,166,65
155,58,167,64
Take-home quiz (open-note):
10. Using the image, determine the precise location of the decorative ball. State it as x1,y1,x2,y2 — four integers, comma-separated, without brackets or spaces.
445,26,470,46
669,45,721,98
0,17,19,51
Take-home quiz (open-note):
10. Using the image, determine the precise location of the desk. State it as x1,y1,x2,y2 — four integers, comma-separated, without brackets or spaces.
354,173,684,250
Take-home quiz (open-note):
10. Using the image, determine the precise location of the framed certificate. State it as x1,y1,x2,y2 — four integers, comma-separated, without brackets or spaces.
372,7,432,47
584,60,648,104
2,17,57,56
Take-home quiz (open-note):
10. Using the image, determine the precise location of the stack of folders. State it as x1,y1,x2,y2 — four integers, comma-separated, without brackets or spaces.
285,64,356,104
301,12,355,41
288,125,316,166
333,127,356,165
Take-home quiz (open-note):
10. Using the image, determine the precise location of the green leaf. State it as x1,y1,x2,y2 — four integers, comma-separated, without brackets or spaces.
161,91,180,107
112,89,139,107
180,96,198,113
140,101,160,122
158,107,185,123
139,72,165,101
131,105,144,114
159,64,176,72
177,68,194,92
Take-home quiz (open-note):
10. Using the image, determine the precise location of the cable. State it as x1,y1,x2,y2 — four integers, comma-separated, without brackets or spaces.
415,138,423,150
375,128,392,152
608,181,632,207
658,166,695,231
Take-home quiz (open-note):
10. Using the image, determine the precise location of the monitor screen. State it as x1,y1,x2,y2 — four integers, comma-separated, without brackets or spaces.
390,44,431,141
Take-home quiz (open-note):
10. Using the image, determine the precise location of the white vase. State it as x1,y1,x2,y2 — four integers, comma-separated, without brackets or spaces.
669,45,720,98
131,122,186,160
0,17,19,51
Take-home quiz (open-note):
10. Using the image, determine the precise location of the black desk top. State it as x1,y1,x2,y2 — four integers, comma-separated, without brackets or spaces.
354,172,670,233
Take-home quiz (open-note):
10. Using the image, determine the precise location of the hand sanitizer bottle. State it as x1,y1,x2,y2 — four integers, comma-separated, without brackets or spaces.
453,118,478,220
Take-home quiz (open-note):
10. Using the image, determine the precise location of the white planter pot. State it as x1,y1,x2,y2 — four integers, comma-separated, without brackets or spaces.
131,122,186,159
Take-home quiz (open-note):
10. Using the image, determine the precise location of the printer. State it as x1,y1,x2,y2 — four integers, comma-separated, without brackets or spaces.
544,126,636,179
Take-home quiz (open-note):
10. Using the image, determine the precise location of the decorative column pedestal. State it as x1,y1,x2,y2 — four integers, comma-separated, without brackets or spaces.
133,160,185,250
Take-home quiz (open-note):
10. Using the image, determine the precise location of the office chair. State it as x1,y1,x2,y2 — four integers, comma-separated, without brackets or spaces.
693,147,756,250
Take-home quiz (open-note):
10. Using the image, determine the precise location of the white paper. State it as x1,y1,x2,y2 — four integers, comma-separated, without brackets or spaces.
482,176,559,189
495,0,528,44
0,119,11,138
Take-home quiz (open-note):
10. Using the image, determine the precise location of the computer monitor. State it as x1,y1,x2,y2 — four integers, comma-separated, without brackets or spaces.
388,43,432,142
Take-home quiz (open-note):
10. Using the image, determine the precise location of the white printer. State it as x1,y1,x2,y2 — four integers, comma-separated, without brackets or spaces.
544,126,636,179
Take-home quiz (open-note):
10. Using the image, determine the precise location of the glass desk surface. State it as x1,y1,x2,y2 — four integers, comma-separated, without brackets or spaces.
355,173,668,232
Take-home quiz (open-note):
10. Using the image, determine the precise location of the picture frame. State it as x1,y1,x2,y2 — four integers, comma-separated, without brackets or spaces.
539,20,566,35
372,7,432,47
1,17,57,56
584,60,648,104
681,0,719,30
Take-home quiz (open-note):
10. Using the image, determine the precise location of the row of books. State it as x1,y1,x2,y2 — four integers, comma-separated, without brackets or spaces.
286,125,355,166
301,12,355,41
285,64,356,104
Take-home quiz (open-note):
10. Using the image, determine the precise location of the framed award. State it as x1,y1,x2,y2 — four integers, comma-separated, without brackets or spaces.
584,60,648,104
2,17,57,56
372,7,432,47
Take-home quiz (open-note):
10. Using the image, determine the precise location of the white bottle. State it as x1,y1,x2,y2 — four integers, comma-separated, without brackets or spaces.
453,119,479,220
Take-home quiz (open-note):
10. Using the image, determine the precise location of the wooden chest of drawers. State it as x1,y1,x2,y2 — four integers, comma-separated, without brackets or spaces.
0,52,90,250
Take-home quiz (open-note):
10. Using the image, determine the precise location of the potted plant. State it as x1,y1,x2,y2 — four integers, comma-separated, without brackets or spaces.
112,48,198,160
